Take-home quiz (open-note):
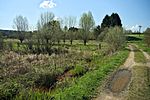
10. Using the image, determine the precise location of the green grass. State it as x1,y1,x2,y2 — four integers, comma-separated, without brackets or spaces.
134,49,146,63
127,34,150,55
1,39,129,100
3,39,103,53
127,66,150,100
135,41,150,55
127,34,144,40
0,40,107,100
15,49,129,100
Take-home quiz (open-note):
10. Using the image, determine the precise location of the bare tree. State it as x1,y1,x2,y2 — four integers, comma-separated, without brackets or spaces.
37,12,55,44
13,15,29,43
68,16,77,45
62,26,68,44
63,16,76,28
68,16,76,28
37,12,62,54
68,27,78,45
62,16,76,45
79,11,95,45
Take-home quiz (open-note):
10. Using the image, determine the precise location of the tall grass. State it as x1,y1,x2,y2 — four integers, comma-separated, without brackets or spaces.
15,49,129,100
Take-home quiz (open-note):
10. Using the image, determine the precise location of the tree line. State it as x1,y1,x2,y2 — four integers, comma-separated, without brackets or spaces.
0,11,129,54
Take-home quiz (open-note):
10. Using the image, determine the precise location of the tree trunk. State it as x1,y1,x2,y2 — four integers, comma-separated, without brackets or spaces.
70,40,73,45
84,40,87,45
58,40,60,44
98,43,101,49
63,39,65,44
20,40,23,43
46,39,49,44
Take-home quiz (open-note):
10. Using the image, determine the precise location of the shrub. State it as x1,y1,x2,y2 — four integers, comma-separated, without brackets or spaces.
0,82,20,100
0,32,3,50
70,65,88,77
34,73,57,89
15,49,129,100
53,50,129,100
144,28,150,47
101,26,126,54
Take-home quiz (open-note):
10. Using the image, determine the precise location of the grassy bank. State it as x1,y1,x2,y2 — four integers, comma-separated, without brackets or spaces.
127,66,150,100
16,49,129,100
133,46,146,63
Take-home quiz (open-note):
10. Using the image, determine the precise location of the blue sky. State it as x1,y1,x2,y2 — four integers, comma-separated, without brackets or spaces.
0,0,150,32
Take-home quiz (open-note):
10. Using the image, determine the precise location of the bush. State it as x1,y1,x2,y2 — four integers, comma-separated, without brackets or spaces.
70,65,88,77
53,50,129,100
101,26,126,54
144,28,150,47
0,82,20,100
15,49,129,100
0,32,3,50
34,73,57,89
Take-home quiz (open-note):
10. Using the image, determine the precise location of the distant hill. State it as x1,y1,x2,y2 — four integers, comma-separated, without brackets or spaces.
0,29,17,36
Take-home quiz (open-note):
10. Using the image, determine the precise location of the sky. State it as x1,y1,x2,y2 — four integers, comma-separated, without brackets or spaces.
0,0,150,32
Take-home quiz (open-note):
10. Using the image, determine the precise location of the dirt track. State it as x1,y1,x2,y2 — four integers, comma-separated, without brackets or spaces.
94,44,150,100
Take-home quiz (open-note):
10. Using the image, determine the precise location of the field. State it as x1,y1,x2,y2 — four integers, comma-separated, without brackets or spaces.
1,33,150,100
0,0,150,99
0,36,130,99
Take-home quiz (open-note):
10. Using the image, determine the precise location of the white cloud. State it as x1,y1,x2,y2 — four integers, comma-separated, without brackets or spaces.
130,24,139,32
54,16,59,20
40,0,56,9
125,24,140,32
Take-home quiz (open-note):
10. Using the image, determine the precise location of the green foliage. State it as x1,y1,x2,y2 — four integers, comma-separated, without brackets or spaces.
79,11,95,45
34,73,57,89
127,66,150,100
13,15,29,43
52,50,129,100
144,28,150,47
62,26,68,44
101,15,111,29
0,32,3,50
70,65,88,77
93,25,101,40
0,81,21,100
37,12,56,54
134,47,146,63
68,27,78,45
110,13,122,27
126,35,142,41
101,13,122,29
15,49,129,99
101,26,126,53
134,41,150,55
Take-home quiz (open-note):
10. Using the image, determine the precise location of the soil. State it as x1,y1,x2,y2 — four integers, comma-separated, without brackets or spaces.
107,69,131,93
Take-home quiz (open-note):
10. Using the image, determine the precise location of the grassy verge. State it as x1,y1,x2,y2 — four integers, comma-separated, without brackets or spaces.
134,41,150,55
127,66,150,100
15,49,129,100
134,49,146,63
127,34,150,55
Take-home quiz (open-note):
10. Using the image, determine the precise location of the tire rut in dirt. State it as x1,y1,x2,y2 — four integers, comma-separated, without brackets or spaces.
107,69,132,93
